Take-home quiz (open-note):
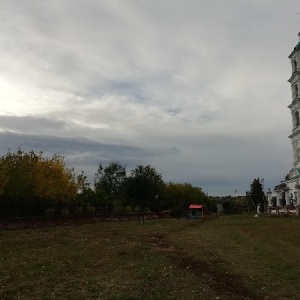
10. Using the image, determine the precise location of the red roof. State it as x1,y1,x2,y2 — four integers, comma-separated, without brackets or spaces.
189,204,202,209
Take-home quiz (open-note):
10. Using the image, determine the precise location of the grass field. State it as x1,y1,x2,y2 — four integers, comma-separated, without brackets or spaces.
1,214,300,299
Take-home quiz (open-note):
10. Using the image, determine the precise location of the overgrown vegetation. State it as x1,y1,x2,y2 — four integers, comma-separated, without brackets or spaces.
0,149,216,218
1,215,300,299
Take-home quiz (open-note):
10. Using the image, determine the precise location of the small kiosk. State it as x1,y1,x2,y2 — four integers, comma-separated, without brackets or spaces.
188,204,204,219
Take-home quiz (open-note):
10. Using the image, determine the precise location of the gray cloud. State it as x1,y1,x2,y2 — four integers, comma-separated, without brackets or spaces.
0,115,66,133
0,0,298,195
0,130,180,181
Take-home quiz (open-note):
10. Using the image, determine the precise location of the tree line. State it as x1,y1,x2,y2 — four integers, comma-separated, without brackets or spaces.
0,149,216,218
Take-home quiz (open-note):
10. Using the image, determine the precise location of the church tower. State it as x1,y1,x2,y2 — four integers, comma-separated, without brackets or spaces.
288,32,300,168
272,33,300,209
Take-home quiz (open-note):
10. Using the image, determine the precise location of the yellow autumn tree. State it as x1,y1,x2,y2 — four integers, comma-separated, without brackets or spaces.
0,149,79,205
32,155,78,203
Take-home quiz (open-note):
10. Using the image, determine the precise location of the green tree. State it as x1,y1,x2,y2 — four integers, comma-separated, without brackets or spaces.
164,182,207,217
76,171,95,205
125,165,165,211
250,178,265,211
77,171,90,194
94,161,127,210
77,187,96,205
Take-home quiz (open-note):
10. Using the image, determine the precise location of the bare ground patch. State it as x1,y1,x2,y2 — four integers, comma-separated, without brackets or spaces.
147,232,264,300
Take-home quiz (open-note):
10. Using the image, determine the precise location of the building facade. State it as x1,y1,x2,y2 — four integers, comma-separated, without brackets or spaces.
270,32,300,210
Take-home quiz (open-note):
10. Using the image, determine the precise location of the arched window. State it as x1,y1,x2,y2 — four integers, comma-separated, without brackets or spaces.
295,111,300,127
294,60,298,72
295,84,299,98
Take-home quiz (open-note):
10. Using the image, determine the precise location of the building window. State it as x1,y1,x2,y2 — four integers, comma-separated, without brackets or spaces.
295,84,299,98
294,60,298,72
295,111,300,127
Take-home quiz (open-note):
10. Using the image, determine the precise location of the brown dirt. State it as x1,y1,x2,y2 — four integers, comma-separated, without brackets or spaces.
147,232,265,300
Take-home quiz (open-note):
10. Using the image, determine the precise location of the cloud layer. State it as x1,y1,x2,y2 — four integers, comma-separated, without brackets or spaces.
0,0,298,195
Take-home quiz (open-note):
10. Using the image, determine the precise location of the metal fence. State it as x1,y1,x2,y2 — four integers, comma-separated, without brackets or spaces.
0,202,112,218
0,202,171,229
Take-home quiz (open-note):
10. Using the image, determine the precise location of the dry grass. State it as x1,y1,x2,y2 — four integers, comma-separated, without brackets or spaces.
1,215,300,299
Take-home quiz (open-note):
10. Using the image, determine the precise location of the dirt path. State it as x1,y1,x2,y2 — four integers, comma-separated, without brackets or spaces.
147,233,265,300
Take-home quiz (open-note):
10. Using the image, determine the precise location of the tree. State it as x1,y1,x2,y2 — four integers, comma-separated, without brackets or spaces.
0,149,81,216
32,154,78,203
94,161,127,210
125,165,165,211
76,171,95,205
0,163,8,195
77,171,91,194
164,182,207,217
249,178,265,211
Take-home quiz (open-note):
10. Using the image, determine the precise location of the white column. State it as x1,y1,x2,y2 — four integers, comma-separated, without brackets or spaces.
275,192,281,206
295,188,300,205
267,190,272,207
285,188,290,205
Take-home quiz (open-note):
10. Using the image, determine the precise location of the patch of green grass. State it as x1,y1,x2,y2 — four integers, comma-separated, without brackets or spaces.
2,216,300,299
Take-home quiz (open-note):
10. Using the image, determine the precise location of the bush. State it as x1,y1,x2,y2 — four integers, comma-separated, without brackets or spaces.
75,207,83,215
87,206,96,215
61,207,70,217
45,208,55,217
170,207,184,219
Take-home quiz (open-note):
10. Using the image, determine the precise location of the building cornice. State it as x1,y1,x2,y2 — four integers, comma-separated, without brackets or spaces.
288,71,300,83
289,129,300,139
288,98,300,109
285,176,300,185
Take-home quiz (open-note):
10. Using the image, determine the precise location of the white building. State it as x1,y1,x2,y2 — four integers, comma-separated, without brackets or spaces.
270,32,300,211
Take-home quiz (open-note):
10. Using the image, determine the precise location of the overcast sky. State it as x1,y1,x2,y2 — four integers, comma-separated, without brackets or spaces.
0,0,299,196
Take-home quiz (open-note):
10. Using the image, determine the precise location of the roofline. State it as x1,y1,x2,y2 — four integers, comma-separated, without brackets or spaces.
189,204,203,209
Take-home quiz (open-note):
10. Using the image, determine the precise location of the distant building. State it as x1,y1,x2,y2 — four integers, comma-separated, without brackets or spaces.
188,204,204,219
271,32,300,211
